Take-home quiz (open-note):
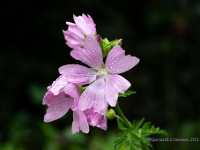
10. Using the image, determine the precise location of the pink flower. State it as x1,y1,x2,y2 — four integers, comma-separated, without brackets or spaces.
63,14,96,49
42,75,89,134
59,36,140,116
43,74,108,133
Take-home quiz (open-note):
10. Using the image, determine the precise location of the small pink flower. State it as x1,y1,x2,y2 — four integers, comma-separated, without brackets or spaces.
59,36,140,116
63,14,96,49
42,75,89,134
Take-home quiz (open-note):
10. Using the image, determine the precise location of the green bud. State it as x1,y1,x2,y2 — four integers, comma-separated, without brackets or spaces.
106,108,116,120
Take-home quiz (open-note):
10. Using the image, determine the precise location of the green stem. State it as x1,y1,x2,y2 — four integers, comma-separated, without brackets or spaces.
115,103,132,128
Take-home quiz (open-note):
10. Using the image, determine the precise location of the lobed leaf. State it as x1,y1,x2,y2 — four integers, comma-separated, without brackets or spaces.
118,90,136,98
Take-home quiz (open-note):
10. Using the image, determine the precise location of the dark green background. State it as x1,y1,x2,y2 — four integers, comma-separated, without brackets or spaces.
1,0,200,149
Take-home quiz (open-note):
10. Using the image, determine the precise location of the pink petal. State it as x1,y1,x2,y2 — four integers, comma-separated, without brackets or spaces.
72,109,89,134
43,91,73,122
104,81,118,107
105,45,140,74
65,23,83,39
79,78,108,115
63,22,84,49
73,14,96,36
85,108,107,130
47,75,68,96
63,83,80,106
59,64,96,85
64,34,83,49
70,36,103,69
105,74,131,107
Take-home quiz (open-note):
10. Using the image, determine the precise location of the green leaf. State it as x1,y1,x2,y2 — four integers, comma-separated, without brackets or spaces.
118,90,136,98
132,118,145,130
114,118,168,150
116,118,127,131
141,122,168,136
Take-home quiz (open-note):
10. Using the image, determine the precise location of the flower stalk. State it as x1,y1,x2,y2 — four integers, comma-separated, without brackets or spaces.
115,103,132,129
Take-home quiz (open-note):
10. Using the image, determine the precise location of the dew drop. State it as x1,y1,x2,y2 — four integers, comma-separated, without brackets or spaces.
113,58,118,62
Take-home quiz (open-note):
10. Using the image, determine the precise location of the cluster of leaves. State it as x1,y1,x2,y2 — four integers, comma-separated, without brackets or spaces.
114,91,168,150
114,118,168,150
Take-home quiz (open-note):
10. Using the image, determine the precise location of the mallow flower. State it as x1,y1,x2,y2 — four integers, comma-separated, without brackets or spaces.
63,14,96,49
59,36,140,116
43,74,107,133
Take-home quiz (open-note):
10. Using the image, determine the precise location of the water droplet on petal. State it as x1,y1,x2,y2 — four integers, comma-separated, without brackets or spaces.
113,58,118,63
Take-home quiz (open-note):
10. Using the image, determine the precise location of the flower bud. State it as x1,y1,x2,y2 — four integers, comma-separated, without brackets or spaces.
106,108,116,120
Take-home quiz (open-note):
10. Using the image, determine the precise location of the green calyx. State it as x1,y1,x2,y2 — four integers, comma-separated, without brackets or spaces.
100,38,122,58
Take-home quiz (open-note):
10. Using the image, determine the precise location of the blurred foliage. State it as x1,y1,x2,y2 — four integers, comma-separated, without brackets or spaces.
1,0,200,149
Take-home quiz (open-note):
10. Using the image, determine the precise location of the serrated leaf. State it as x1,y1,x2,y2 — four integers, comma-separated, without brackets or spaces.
141,122,168,136
132,118,145,130
118,90,136,98
114,118,168,150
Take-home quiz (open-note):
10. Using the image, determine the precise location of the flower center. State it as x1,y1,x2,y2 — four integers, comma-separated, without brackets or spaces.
96,69,108,80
